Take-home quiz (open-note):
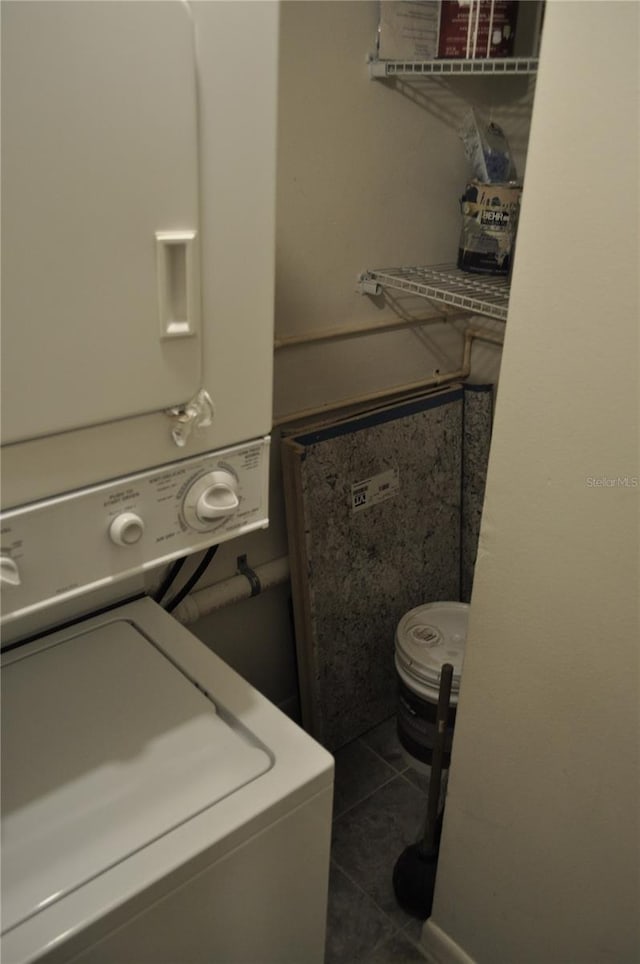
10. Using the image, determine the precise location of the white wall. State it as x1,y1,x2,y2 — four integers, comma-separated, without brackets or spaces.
423,2,640,961
194,0,536,710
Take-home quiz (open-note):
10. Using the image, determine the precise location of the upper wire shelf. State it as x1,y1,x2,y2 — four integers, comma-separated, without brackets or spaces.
357,264,510,321
368,57,538,78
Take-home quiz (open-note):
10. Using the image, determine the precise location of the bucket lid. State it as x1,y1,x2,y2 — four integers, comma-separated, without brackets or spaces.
395,601,469,694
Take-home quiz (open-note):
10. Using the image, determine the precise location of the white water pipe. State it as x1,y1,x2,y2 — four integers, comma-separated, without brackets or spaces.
273,310,456,350
172,556,290,626
274,324,503,427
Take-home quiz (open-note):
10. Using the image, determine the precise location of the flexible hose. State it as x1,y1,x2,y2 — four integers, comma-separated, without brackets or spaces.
153,556,187,604
165,545,220,613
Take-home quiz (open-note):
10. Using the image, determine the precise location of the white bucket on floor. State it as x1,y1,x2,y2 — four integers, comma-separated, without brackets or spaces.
394,601,469,776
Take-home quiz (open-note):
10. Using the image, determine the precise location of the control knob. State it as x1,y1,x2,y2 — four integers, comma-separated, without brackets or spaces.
183,470,240,532
0,555,21,587
109,511,145,547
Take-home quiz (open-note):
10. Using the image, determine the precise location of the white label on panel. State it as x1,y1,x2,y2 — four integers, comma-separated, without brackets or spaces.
351,468,399,514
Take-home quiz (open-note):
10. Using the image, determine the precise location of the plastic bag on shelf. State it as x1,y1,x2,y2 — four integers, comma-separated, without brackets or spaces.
459,108,517,183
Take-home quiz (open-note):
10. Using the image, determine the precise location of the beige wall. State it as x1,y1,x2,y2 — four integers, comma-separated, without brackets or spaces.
423,2,640,961
273,0,535,420
194,0,535,710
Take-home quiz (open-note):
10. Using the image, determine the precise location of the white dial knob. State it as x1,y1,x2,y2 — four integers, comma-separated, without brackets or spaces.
0,555,21,587
183,470,240,531
109,511,145,547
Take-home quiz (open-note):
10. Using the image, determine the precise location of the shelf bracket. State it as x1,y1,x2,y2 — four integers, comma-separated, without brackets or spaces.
356,272,382,297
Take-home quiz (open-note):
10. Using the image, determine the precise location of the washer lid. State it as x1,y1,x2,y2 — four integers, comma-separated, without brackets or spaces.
1,620,272,934
395,601,469,692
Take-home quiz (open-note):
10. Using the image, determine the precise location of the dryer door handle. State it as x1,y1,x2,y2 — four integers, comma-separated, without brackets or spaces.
156,230,199,340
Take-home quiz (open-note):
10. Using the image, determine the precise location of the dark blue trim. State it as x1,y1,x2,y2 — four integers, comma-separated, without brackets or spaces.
460,383,494,601
464,383,493,394
294,387,464,447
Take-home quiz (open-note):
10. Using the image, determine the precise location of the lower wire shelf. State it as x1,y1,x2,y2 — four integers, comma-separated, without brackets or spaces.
357,263,510,322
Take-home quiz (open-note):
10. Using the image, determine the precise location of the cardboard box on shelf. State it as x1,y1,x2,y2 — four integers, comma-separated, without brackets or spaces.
458,180,522,276
377,1,441,61
438,1,519,59
377,1,520,62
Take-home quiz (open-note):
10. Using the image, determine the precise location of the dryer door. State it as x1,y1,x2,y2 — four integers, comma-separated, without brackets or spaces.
1,1,201,444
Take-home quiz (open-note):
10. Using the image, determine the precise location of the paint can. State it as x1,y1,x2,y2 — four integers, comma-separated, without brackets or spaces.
395,601,469,775
457,179,522,276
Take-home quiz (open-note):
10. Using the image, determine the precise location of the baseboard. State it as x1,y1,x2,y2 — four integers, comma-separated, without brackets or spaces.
421,919,477,964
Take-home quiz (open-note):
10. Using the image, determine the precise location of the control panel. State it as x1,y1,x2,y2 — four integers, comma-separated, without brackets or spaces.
0,437,270,626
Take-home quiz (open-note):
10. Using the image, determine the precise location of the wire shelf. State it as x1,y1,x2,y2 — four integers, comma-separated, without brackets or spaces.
369,57,538,78
359,264,510,321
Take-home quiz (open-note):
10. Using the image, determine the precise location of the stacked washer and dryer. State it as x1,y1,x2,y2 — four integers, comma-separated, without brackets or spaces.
0,4,334,963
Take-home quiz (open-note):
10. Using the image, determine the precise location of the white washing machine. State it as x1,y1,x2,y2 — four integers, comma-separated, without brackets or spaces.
0,447,334,964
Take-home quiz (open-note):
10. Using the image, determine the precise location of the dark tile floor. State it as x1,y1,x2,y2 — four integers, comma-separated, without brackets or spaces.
325,717,433,964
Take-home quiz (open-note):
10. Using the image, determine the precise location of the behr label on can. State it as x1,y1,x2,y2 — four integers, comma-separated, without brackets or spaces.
457,179,522,276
